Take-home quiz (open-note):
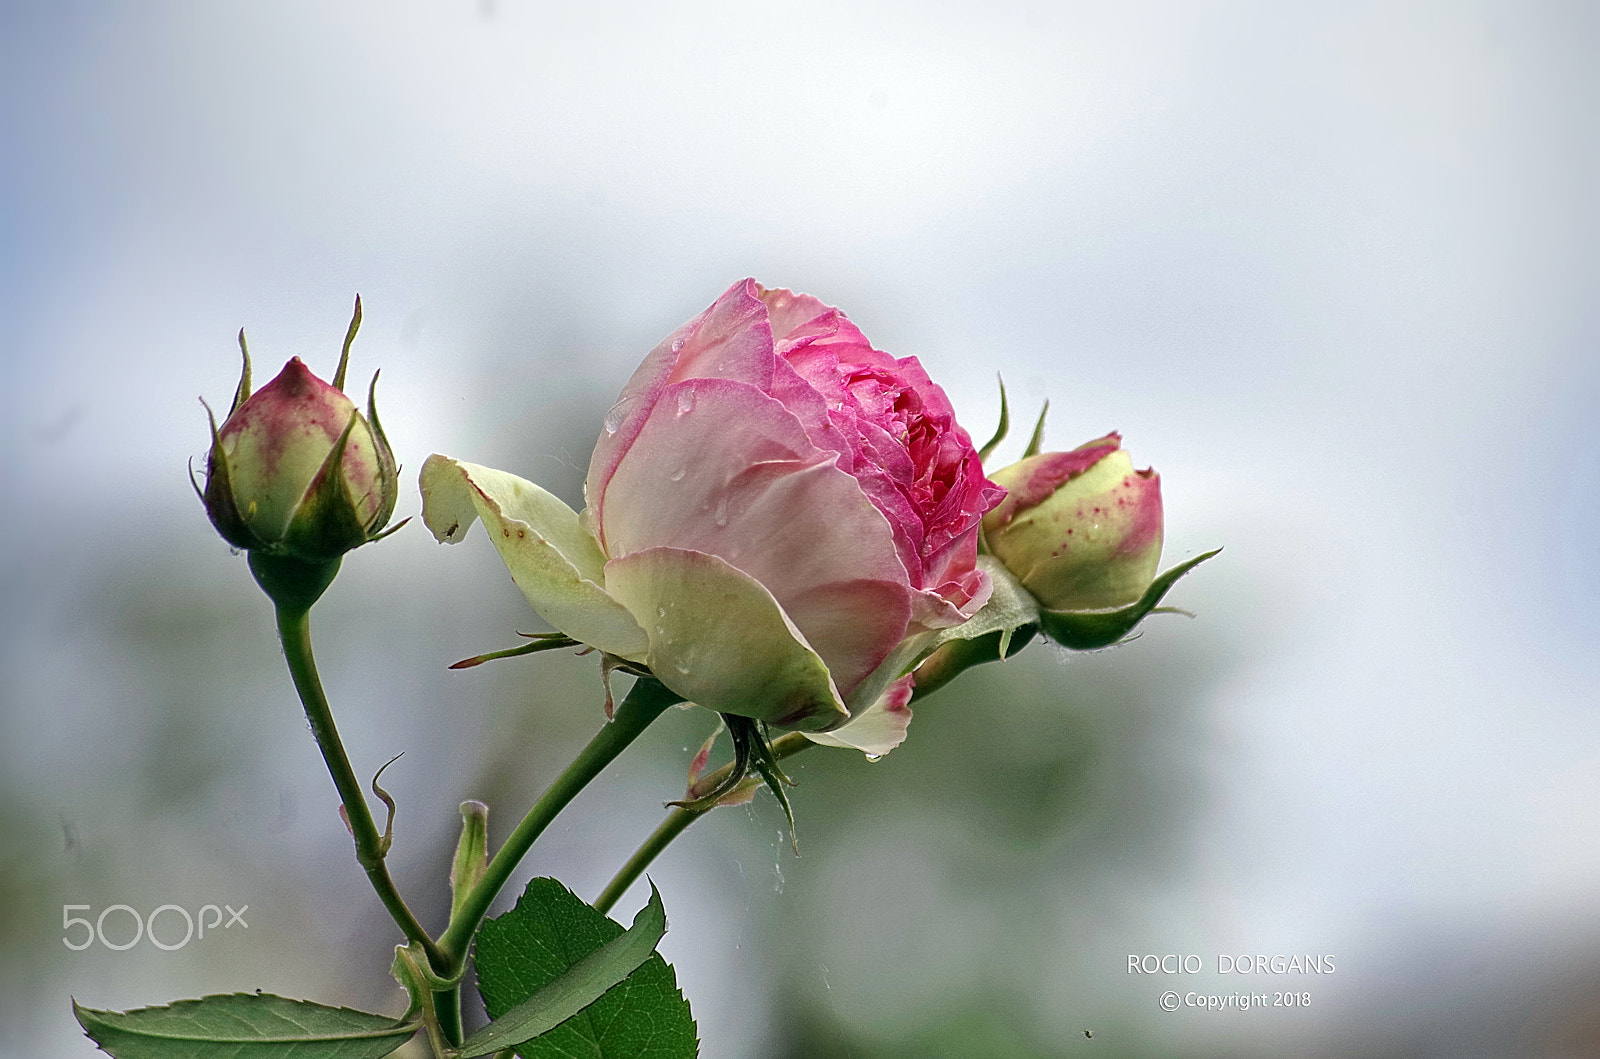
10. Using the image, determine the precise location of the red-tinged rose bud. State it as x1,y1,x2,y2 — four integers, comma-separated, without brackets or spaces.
981,433,1162,612
198,300,400,606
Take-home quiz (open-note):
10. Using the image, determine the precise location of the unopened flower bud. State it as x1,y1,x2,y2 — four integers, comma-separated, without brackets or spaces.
982,433,1162,612
200,302,399,568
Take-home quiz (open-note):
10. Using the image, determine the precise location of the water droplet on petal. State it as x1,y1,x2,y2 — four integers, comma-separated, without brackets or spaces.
657,606,667,619
864,753,882,763
673,660,691,675
676,389,696,415
714,497,728,527
670,338,685,353
668,468,686,482
602,396,634,435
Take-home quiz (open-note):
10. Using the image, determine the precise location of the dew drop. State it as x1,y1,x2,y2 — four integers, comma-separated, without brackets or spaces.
668,468,686,482
714,498,728,527
676,389,696,415
602,396,634,435
670,338,685,353
673,660,691,675
864,753,883,763
657,606,668,619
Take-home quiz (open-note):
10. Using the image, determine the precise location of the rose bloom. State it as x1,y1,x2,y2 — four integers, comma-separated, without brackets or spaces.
422,279,1003,755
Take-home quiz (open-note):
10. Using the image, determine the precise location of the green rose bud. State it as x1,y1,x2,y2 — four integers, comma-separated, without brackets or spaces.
982,432,1162,611
200,304,399,570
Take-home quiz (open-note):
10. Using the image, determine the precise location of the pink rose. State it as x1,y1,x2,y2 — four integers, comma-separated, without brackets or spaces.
422,280,1002,753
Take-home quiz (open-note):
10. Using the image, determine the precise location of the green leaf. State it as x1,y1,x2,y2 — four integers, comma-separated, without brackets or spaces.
1037,548,1221,649
72,993,417,1059
475,878,698,1059
457,883,669,1057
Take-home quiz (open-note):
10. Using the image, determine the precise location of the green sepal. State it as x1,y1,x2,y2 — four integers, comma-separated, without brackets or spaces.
745,719,799,852
1036,548,1221,649
279,411,373,561
248,551,342,612
365,368,400,532
449,634,579,670
668,714,757,812
977,375,1010,463
670,715,797,847
906,547,1218,696
198,398,269,552
1021,399,1049,458
333,294,362,392
231,328,254,414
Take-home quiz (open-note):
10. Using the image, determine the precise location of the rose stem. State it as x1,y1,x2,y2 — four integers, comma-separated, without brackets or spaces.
436,676,682,961
274,605,445,966
592,731,814,915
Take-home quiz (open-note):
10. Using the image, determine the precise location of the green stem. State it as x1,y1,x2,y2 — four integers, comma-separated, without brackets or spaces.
593,668,968,915
433,988,462,1051
437,677,681,961
592,809,696,916
593,731,813,915
275,607,445,970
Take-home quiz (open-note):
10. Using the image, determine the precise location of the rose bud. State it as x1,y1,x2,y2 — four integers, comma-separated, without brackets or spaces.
201,303,399,569
982,433,1162,612
422,279,1005,757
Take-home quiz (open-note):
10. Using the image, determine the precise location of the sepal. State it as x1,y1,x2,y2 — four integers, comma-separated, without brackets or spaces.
230,328,253,414
682,725,756,808
280,412,373,560
976,376,1010,463
199,398,268,552
1036,548,1220,649
365,369,400,532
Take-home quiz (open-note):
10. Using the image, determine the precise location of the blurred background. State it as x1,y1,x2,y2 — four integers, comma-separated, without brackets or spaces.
2,1,1597,1055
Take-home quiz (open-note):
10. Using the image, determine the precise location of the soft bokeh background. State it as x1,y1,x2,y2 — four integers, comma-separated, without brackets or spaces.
3,1,1597,1055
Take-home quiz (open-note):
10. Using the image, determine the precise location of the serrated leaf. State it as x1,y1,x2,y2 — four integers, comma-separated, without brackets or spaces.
476,878,698,1059
457,883,667,1057
73,993,417,1059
